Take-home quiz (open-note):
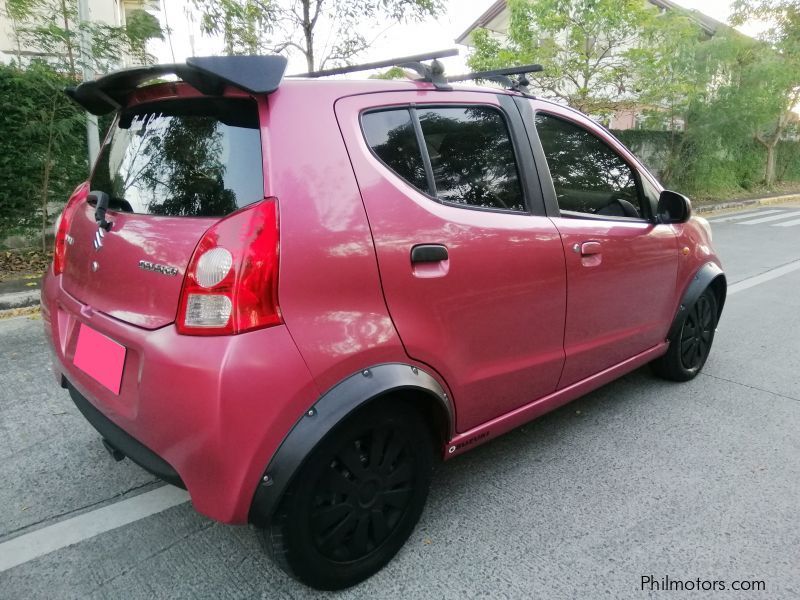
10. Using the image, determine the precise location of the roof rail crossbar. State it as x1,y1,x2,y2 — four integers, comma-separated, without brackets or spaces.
447,64,543,94
292,48,458,89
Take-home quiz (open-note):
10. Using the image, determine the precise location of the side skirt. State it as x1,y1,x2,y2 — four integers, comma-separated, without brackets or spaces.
443,342,668,458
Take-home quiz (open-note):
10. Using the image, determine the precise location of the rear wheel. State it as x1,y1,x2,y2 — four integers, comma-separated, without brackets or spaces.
652,287,718,381
261,402,433,590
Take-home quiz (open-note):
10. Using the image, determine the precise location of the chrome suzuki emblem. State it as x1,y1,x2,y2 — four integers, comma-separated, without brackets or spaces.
138,260,179,277
93,226,105,251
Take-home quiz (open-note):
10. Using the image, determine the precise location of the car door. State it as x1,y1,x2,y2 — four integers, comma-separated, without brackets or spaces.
520,99,679,388
336,91,567,432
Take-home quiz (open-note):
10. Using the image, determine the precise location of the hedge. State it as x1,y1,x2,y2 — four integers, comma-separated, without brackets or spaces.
0,62,87,242
613,128,800,196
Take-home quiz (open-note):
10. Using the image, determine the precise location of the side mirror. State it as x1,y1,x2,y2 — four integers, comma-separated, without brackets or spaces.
656,190,692,224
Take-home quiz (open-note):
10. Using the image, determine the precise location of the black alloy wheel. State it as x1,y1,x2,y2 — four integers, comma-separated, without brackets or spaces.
310,425,416,562
262,401,433,590
679,292,716,371
651,287,718,382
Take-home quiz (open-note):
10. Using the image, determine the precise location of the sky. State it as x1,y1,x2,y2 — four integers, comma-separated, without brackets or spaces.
148,0,760,74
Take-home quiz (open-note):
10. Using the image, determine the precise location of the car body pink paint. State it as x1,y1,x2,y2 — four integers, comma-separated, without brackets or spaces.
41,71,725,531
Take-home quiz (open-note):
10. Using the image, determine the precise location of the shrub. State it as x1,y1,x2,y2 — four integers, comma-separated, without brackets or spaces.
0,61,87,246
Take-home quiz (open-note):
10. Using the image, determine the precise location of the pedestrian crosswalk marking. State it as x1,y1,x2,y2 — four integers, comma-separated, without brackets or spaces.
773,217,800,227
737,212,800,225
708,209,784,222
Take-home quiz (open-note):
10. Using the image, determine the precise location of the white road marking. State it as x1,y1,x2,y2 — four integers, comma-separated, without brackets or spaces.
0,485,189,572
728,260,800,296
773,217,800,227
737,212,800,225
707,209,783,222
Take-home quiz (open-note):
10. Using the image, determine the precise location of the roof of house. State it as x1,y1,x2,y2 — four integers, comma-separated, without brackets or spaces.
455,0,726,45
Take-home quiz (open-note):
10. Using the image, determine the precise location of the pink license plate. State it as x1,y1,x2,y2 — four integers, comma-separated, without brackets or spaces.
73,324,126,394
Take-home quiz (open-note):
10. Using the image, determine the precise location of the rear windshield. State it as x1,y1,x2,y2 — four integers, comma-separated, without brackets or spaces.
91,98,263,217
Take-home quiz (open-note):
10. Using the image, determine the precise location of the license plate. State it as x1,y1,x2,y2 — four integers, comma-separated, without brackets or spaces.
73,324,126,394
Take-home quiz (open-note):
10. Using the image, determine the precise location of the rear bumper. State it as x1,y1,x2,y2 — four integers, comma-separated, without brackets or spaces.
66,380,185,488
41,269,320,524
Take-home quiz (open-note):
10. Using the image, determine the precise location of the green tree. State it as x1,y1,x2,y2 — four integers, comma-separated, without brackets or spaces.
192,0,274,55
628,11,712,182
123,8,165,65
731,0,800,185
370,65,409,79
468,0,656,115
193,0,443,71
0,62,86,248
3,0,164,75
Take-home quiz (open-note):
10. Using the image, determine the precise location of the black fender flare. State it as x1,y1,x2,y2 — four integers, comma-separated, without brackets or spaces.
248,363,453,526
667,262,727,340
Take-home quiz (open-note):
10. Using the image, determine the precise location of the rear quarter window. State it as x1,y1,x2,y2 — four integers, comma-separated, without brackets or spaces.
92,98,263,217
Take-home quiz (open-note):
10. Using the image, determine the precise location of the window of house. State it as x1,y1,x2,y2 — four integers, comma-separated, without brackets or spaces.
362,106,525,212
534,112,644,219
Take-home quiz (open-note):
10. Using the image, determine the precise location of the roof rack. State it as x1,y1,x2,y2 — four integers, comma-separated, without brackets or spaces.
447,64,543,94
292,48,459,90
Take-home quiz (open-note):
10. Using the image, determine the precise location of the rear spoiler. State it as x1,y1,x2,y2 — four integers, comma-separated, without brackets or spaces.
65,55,288,115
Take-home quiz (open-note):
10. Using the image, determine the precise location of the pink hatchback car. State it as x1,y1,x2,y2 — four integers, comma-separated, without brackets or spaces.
42,53,726,589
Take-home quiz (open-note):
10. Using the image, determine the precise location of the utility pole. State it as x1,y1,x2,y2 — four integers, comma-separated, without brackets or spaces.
77,0,100,166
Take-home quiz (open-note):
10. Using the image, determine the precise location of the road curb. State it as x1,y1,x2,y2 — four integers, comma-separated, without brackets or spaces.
0,289,40,311
695,193,800,215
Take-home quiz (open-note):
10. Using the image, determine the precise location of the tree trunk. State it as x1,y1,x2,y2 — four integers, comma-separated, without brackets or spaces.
764,143,777,188
59,0,77,80
225,12,233,55
12,17,23,64
41,98,58,253
302,0,314,72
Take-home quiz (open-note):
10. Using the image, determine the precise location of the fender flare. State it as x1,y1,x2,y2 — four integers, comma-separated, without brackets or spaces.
667,262,727,340
248,363,453,526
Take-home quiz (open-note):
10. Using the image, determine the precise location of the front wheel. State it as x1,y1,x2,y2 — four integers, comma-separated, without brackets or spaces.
261,401,433,590
652,287,718,381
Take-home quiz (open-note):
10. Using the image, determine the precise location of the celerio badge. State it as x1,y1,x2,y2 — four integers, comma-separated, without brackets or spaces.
138,260,179,277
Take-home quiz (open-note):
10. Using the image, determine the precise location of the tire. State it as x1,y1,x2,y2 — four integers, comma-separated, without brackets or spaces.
260,401,434,590
652,287,718,382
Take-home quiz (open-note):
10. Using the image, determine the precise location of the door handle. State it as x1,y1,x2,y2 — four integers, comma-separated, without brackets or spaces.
411,244,448,263
580,241,602,256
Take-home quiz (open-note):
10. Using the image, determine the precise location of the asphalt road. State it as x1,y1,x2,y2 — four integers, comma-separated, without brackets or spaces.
1,204,799,599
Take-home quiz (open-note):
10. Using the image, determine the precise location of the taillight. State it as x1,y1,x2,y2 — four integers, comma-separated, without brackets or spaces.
176,198,282,336
53,184,89,275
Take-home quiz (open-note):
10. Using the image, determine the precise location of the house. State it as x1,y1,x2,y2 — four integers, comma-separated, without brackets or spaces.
0,0,158,68
455,0,726,130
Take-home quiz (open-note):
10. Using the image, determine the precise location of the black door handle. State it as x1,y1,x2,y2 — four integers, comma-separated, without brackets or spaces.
411,244,448,263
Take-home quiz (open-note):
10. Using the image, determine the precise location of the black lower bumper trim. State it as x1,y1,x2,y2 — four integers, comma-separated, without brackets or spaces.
67,381,186,489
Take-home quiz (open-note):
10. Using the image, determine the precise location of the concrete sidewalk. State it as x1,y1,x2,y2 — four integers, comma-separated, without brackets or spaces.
0,276,41,311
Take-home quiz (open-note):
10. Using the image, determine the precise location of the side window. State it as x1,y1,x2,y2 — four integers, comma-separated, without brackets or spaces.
534,113,644,219
361,105,525,212
361,109,429,194
417,107,524,211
